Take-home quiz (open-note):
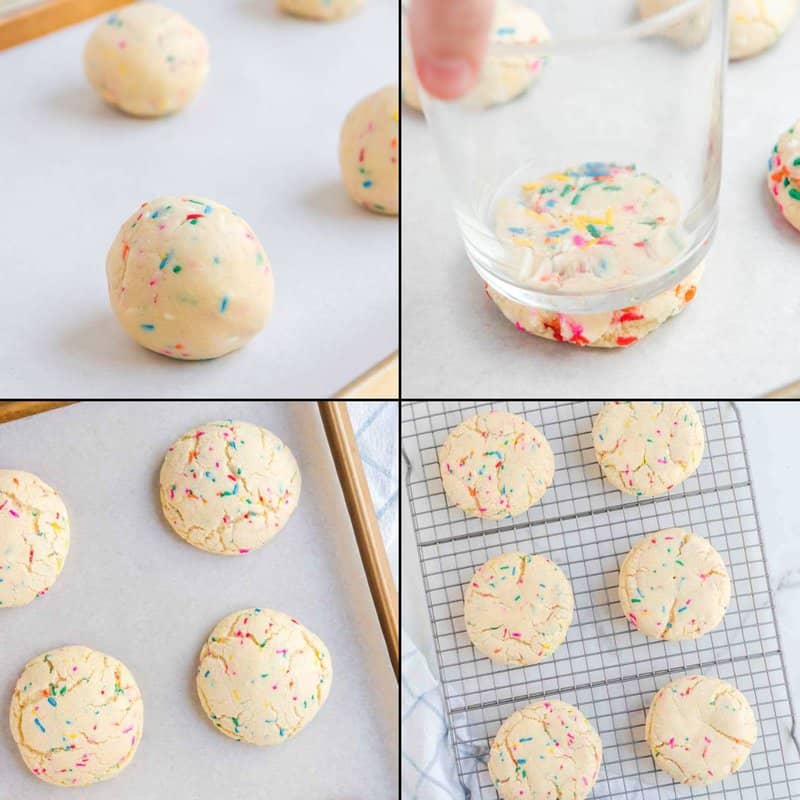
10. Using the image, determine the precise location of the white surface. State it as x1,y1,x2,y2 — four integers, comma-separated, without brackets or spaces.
0,402,398,798
0,1,397,397
401,401,800,795
401,21,800,398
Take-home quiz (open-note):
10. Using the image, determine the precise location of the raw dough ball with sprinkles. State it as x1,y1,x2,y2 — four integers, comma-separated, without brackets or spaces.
464,551,573,665
494,163,683,292
196,608,332,745
618,528,730,640
488,700,602,800
9,645,143,786
439,411,554,520
768,118,800,233
593,401,705,496
0,470,69,608
487,261,704,348
401,0,550,111
278,0,362,20
160,420,300,555
106,196,273,360
729,0,797,60
646,675,757,786
83,2,208,117
339,85,398,215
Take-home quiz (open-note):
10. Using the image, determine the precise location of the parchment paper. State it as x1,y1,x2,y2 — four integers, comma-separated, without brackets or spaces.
0,402,398,799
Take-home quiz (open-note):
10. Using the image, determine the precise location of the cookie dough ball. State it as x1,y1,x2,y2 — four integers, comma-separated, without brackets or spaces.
9,646,143,786
83,2,209,117
196,608,332,744
489,700,602,800
402,0,550,111
768,119,800,233
159,419,300,554
619,528,730,640
279,0,362,20
465,552,573,665
106,196,274,360
0,470,69,608
646,675,757,786
439,411,554,520
593,402,704,496
729,0,797,59
339,85,398,215
488,262,704,348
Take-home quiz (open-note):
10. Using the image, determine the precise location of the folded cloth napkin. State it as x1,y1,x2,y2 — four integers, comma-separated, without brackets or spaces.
402,630,468,800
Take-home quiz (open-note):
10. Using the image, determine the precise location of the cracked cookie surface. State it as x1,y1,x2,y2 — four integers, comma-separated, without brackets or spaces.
9,645,143,786
159,419,300,554
729,0,797,59
464,551,573,665
488,699,602,800
439,411,554,520
619,528,730,640
646,675,757,786
592,401,704,496
196,607,332,745
0,470,70,608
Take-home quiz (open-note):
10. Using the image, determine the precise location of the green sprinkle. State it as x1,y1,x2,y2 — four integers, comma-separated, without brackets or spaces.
793,158,800,167
586,223,601,238
514,595,521,601
631,598,642,603
173,265,182,273
789,188,800,202
675,559,685,566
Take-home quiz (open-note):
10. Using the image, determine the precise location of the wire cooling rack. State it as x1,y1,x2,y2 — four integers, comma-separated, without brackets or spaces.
402,401,800,800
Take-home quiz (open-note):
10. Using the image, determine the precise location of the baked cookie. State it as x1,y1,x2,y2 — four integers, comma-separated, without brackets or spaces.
464,551,573,665
637,0,713,47
159,419,300,554
593,402,704,496
0,470,69,608
729,0,797,59
768,119,800,233
196,608,332,744
9,646,143,786
84,2,208,117
439,411,554,520
619,528,730,640
487,262,704,348
646,675,757,786
488,700,602,800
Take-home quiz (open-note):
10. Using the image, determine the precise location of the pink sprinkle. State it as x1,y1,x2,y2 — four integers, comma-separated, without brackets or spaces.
239,549,249,554
8,509,19,517
123,726,133,733
572,234,587,247
511,632,522,638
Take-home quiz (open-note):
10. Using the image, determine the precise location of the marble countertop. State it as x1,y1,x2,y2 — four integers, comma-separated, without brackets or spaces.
402,402,800,772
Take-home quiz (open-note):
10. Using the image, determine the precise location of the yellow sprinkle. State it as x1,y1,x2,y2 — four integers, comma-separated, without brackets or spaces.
233,690,241,701
548,173,571,182
521,182,542,191
511,236,535,247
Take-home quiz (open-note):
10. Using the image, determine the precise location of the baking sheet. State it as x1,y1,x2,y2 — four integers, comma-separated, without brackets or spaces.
0,0,398,397
401,17,800,397
0,402,398,799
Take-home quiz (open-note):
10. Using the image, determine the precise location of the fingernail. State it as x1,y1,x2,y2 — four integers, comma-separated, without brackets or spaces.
416,56,477,100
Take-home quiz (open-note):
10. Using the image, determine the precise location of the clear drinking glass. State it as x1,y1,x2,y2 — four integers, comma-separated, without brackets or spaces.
407,0,728,314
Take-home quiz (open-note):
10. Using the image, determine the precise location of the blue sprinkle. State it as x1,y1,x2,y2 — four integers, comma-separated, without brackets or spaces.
47,697,57,707
548,227,571,237
34,718,45,733
204,205,212,214
229,441,237,450
150,210,160,219
362,180,373,188
508,226,525,234
140,324,155,331
204,670,210,678
496,26,516,34
232,483,239,495
213,256,220,265
546,198,557,207
159,251,173,270
220,296,229,313
582,162,612,177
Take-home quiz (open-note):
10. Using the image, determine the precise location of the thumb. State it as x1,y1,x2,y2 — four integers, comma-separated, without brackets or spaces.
408,0,495,101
